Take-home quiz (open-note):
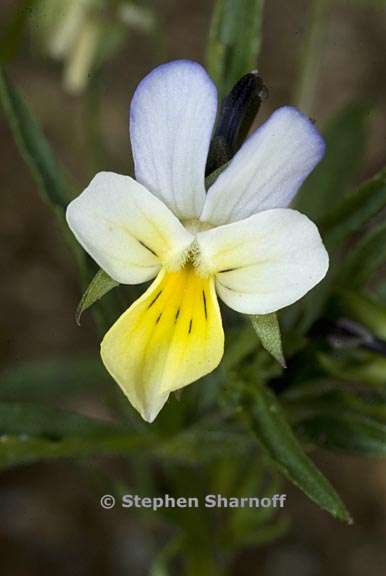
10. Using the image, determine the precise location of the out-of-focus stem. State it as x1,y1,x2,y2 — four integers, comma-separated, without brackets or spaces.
184,550,226,576
84,74,107,172
295,0,330,116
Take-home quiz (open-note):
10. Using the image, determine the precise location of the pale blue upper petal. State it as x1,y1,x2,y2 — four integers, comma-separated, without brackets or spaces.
201,106,325,226
130,60,218,221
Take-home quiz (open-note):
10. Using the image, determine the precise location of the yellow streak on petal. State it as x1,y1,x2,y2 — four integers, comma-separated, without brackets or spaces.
100,265,224,422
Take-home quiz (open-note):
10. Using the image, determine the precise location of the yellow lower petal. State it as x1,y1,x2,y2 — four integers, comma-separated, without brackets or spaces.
100,265,224,422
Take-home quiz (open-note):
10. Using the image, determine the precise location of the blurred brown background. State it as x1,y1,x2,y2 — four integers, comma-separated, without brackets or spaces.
1,0,386,574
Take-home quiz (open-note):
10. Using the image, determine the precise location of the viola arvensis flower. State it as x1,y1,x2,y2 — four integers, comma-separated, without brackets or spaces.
66,60,329,422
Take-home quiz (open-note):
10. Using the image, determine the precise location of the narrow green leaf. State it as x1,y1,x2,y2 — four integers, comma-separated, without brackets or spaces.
250,314,286,367
0,403,146,471
333,291,386,340
295,102,370,220
0,67,70,211
0,403,252,470
0,435,149,471
0,402,129,438
0,355,107,401
337,221,386,289
0,0,40,63
294,0,329,115
207,0,264,97
149,536,183,576
318,350,386,388
0,67,85,271
76,269,119,325
298,412,386,456
321,168,386,249
242,382,352,523
0,69,125,330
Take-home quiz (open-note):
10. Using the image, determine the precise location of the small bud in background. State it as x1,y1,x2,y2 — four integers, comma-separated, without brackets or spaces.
118,4,155,32
326,318,375,351
326,318,386,356
31,0,93,60
29,0,156,95
206,71,268,176
316,294,386,387
46,0,90,60
312,291,386,357
64,17,101,95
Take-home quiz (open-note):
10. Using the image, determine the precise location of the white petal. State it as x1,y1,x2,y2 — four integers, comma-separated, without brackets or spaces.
197,209,329,314
66,171,193,284
201,107,325,226
130,60,217,221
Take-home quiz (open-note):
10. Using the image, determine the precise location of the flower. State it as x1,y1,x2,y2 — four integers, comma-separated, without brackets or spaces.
66,60,329,422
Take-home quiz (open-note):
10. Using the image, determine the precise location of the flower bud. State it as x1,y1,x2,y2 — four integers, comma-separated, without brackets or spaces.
206,71,268,176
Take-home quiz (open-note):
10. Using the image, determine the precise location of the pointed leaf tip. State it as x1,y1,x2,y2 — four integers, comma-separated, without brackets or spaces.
76,269,119,325
242,382,353,524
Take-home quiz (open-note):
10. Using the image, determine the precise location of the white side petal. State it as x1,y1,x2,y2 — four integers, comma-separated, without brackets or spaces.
197,209,329,314
130,60,217,221
66,172,193,284
201,107,325,226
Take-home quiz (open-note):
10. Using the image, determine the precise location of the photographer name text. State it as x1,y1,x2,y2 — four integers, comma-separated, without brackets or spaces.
100,493,287,510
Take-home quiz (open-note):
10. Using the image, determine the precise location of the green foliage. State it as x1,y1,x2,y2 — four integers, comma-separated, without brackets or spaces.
0,67,125,330
0,402,144,469
318,350,386,388
299,411,386,456
0,66,85,272
76,269,119,325
321,168,386,249
292,390,386,456
0,355,108,401
0,402,128,438
336,221,386,290
207,0,264,96
0,400,254,470
295,0,330,115
0,67,71,211
241,382,352,523
0,0,40,63
149,536,183,576
334,291,386,339
295,102,370,220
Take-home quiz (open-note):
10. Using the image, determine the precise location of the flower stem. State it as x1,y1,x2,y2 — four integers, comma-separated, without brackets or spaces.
295,0,330,116
184,549,226,576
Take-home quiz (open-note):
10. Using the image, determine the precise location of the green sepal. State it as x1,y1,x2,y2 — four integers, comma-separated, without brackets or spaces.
250,314,286,368
76,269,119,325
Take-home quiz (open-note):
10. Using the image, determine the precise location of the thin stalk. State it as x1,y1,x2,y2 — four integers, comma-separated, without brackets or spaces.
295,0,330,116
184,549,227,576
84,74,108,173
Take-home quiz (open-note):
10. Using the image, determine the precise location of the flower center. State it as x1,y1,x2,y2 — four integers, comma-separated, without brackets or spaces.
169,219,213,277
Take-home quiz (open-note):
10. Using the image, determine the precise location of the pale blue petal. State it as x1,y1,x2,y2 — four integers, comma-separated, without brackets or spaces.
130,60,217,221
201,106,325,225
